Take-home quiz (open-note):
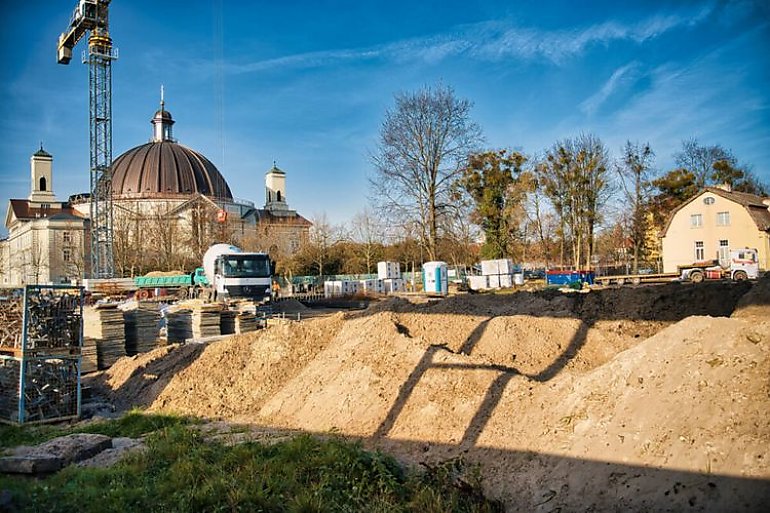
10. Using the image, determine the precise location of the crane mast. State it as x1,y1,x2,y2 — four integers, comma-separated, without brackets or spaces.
57,0,118,279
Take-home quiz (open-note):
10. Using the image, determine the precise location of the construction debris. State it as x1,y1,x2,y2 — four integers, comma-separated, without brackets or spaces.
0,292,23,349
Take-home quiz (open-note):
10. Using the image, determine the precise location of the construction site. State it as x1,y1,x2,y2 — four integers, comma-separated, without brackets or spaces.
1,1,770,511
4,274,768,511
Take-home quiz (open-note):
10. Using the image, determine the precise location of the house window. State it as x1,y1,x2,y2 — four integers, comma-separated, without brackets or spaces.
703,197,715,205
690,214,703,228
695,241,705,261
63,248,71,263
63,231,71,243
716,211,730,226
718,240,729,264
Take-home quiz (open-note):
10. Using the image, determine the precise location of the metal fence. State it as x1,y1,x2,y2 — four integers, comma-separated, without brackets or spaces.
0,285,84,424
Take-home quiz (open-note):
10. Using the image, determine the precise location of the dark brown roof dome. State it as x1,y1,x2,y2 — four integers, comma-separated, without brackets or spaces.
110,102,232,200
111,141,233,200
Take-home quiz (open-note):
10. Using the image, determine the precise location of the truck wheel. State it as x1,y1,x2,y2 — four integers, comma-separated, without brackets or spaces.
616,278,625,286
690,271,704,283
137,289,150,300
631,277,641,285
733,271,748,281
176,288,189,300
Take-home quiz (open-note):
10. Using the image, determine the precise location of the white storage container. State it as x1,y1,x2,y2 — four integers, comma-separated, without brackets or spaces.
468,275,488,291
513,273,524,285
499,274,513,288
422,261,448,296
487,274,501,289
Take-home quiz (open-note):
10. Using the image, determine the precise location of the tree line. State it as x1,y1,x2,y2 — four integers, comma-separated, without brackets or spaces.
288,83,767,277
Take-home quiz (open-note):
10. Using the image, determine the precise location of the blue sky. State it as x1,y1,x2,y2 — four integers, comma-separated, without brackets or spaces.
1,0,769,235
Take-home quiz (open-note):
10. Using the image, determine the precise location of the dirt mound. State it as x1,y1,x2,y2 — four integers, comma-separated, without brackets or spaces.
86,282,770,511
93,313,347,416
273,299,311,314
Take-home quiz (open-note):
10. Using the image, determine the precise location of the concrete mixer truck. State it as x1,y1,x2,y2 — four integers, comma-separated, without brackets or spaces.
200,244,274,302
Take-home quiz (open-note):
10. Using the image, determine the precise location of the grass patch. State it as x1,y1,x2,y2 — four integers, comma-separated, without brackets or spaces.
1,425,502,512
0,410,193,449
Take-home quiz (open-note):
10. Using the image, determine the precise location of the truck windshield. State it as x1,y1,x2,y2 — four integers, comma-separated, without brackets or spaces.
221,255,271,278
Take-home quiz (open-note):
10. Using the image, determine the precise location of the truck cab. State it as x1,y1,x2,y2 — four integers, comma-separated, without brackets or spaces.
211,252,272,301
680,247,759,282
728,248,759,280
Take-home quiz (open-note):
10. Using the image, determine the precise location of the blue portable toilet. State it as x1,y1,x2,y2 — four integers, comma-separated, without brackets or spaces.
422,261,448,296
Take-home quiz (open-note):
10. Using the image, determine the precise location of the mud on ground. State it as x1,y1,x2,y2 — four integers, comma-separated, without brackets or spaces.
87,279,770,512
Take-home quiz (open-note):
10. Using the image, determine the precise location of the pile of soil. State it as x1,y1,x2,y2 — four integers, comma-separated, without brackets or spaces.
87,279,770,511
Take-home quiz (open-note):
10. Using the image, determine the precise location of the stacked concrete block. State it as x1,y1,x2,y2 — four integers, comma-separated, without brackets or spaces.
474,259,517,290
383,278,406,293
468,275,488,291
324,281,343,298
358,279,383,295
377,261,401,280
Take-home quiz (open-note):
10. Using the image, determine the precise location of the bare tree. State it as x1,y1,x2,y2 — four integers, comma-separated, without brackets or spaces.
370,84,482,261
618,141,655,273
28,232,47,284
674,138,735,188
302,213,344,278
349,209,385,274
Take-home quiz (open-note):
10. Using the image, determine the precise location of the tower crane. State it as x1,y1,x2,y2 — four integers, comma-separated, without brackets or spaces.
57,0,118,279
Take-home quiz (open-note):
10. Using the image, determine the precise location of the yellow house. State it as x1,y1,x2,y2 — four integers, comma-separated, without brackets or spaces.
661,187,770,273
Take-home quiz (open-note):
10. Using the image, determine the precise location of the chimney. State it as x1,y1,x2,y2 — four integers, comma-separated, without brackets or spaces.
716,183,732,192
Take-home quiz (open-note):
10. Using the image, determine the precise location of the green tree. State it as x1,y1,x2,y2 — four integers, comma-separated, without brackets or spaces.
539,134,610,269
461,150,526,259
370,84,482,261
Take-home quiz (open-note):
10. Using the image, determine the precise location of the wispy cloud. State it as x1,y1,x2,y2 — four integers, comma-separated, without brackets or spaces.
222,6,714,74
580,62,641,116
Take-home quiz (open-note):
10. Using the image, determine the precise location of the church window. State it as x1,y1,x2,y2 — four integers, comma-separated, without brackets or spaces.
63,248,71,262
40,177,47,191
63,231,71,243
277,191,281,202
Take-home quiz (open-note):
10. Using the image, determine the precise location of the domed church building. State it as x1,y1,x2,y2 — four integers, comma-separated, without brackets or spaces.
2,98,311,284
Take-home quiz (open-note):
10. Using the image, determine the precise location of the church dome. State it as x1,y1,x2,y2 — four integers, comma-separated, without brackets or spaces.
111,141,233,199
110,101,232,200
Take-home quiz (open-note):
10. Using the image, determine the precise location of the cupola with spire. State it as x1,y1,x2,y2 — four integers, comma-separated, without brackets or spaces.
151,85,175,143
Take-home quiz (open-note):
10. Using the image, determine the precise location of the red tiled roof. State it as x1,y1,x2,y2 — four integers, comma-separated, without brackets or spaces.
8,199,86,222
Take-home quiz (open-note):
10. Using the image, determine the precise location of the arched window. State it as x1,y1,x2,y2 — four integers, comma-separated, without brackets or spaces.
277,191,281,202
39,177,47,191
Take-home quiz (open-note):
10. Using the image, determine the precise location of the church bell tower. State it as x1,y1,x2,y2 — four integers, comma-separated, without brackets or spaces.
29,145,56,204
